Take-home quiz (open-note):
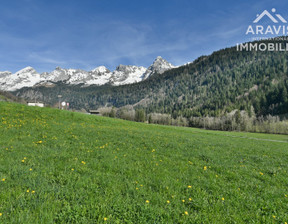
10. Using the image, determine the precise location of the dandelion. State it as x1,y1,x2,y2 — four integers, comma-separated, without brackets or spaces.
0,213,2,216
203,166,207,171
29,168,33,171
221,197,225,201
167,200,170,204
24,157,27,160
81,161,86,165
1,178,5,182
184,211,188,215
189,198,192,201
27,189,30,193
21,160,25,163
216,175,218,178
182,199,185,203
71,168,74,171
187,185,192,189
272,215,276,219
104,217,107,221
32,190,35,194
146,200,149,204
259,172,264,175
151,149,156,152
136,187,139,190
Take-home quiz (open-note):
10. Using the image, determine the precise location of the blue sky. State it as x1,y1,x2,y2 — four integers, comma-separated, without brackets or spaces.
0,0,287,73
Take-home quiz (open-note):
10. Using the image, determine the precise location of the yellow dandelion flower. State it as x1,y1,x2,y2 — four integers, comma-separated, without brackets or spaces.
167,200,170,204
81,161,86,165
203,166,207,171
21,160,25,163
145,200,149,204
189,198,192,201
0,213,2,216
222,197,225,201
32,190,35,194
184,211,188,215
104,217,107,221
24,157,27,160
187,185,192,189
29,168,32,171
259,172,264,175
71,168,74,171
136,187,139,190
182,199,185,203
1,178,5,182
27,189,30,193
272,215,276,219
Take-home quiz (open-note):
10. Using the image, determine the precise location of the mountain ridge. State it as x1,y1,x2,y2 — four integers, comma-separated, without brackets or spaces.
0,56,175,91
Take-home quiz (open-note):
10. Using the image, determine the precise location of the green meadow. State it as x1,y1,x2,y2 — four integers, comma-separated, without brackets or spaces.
0,102,287,223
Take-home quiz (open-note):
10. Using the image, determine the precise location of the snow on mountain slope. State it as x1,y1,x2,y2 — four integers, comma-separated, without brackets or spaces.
0,67,41,91
110,65,147,85
142,56,175,79
0,57,175,91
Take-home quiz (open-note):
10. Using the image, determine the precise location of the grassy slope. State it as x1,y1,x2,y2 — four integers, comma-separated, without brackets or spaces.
0,102,287,223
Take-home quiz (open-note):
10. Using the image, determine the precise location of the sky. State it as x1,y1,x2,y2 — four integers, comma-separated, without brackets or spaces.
0,0,288,73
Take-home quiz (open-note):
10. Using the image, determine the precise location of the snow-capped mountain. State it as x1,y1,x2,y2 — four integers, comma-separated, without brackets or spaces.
142,56,175,79
0,56,175,91
0,67,41,91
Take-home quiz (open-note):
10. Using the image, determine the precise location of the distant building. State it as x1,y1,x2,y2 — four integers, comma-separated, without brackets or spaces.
89,110,100,115
28,103,44,107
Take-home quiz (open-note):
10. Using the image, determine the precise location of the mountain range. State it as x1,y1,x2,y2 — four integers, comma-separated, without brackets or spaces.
0,56,174,91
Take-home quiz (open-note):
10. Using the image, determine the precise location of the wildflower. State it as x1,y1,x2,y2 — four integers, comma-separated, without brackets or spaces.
184,211,188,215
222,197,225,201
167,200,170,204
182,200,185,203
203,166,207,171
146,200,149,204
189,198,192,201
29,168,33,171
81,161,86,165
151,149,155,152
21,160,25,163
187,185,192,189
259,172,264,175
71,168,74,171
32,190,35,194
0,213,2,216
136,187,139,190
1,178,5,182
216,175,218,178
24,157,27,160
272,215,276,219
27,189,30,193
104,217,107,221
